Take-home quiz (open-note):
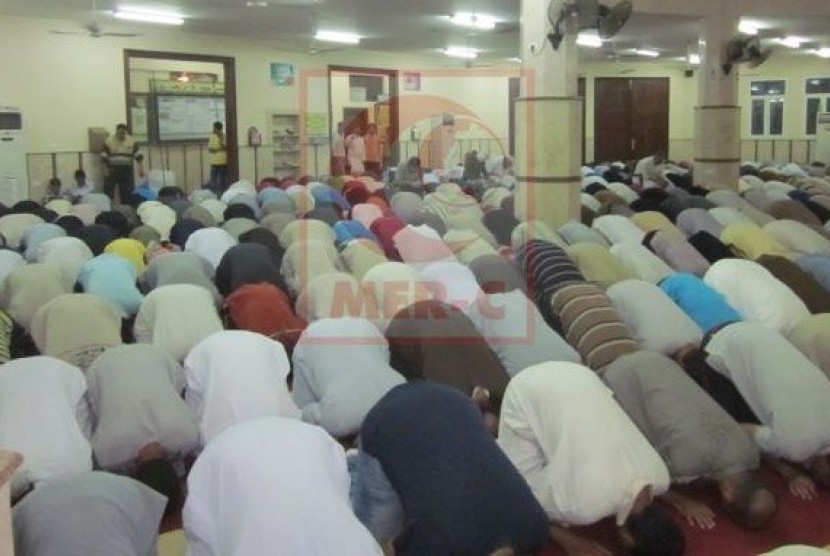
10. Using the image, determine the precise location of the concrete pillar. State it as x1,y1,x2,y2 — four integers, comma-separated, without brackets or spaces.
694,14,742,189
514,0,582,227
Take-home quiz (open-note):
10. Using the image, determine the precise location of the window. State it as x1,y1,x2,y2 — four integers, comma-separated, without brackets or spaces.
750,80,785,136
805,78,830,135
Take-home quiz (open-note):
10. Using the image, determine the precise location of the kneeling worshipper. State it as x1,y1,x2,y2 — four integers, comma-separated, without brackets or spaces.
183,330,299,445
566,242,636,290
281,239,340,296
515,239,585,324
0,356,91,500
385,299,510,412
720,222,792,260
659,272,743,335
86,344,199,513
796,253,830,295
0,262,73,332
294,271,379,323
704,259,810,334
77,253,145,319
361,261,431,327
213,242,286,297
468,289,581,377
139,251,221,306
352,381,549,555
418,260,484,313
30,294,123,371
609,242,674,284
787,314,830,379
21,222,65,263
643,230,711,277
704,321,830,499
33,236,94,283
606,279,703,357
291,318,405,440
753,254,830,314
183,227,238,270
497,362,682,556
13,472,167,556
184,418,382,556
223,283,307,352
468,254,527,295
549,283,639,373
133,284,223,362
764,219,830,256
604,351,777,530
104,237,147,274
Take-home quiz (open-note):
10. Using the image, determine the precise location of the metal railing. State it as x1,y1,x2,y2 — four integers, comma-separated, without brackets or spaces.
25,136,510,200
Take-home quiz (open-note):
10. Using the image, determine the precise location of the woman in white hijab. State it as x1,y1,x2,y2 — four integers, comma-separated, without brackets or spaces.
184,227,238,270
134,284,223,362
419,260,484,314
137,201,177,241
0,356,92,499
184,330,300,445
30,294,123,372
292,318,405,438
184,418,382,556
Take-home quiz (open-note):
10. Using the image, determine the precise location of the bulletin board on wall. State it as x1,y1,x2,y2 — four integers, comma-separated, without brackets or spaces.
156,95,226,141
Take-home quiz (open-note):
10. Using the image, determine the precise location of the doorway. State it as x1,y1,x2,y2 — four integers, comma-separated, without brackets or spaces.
593,77,669,163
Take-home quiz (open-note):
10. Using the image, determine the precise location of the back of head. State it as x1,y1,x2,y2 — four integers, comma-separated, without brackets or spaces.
723,475,777,529
133,458,180,516
626,505,684,556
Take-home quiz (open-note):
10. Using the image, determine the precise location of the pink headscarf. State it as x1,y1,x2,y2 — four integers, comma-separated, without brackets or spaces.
351,204,384,229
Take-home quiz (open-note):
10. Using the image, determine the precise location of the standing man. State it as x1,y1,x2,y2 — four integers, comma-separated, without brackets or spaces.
208,121,228,195
102,123,141,203
346,124,366,176
364,123,382,179
331,122,347,177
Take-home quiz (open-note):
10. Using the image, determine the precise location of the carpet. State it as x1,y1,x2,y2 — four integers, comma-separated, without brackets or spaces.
538,468,830,555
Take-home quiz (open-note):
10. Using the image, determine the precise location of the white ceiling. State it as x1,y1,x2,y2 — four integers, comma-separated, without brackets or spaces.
3,0,830,64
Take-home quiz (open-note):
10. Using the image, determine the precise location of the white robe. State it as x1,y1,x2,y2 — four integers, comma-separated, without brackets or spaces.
704,259,810,334
184,418,382,556
0,357,92,497
592,215,646,245
498,362,669,525
706,322,830,462
184,330,300,444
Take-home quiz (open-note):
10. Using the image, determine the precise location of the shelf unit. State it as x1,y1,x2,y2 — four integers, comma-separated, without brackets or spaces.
270,112,301,179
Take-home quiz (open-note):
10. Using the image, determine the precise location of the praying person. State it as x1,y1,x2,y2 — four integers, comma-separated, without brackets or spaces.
634,152,668,187
604,350,777,529
498,362,683,556
352,381,549,554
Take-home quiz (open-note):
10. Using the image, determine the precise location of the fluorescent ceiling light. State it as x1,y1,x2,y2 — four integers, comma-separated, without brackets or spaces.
113,8,184,25
449,12,497,30
816,48,830,58
777,36,803,48
315,30,360,44
443,46,478,59
634,48,659,58
507,57,522,63
739,21,759,35
688,53,701,65
576,33,603,48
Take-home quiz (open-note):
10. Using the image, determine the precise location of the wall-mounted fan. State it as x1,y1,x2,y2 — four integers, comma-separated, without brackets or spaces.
722,35,772,75
50,22,139,38
547,0,632,50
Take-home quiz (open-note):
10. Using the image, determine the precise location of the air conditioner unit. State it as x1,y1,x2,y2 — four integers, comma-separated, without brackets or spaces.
815,112,830,165
0,107,28,206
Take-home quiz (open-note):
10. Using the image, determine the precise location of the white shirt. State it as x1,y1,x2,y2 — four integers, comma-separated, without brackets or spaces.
607,279,703,356
0,357,92,497
498,362,669,525
704,259,810,334
419,261,484,313
706,322,830,462
184,418,382,556
291,318,405,438
592,215,646,245
86,345,199,471
184,228,238,271
34,237,94,284
633,156,665,185
609,242,674,284
184,330,300,445
469,291,581,377
332,133,346,157
764,220,830,256
133,284,224,363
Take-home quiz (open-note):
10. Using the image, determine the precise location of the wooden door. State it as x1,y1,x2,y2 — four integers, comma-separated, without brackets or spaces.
593,77,669,163
342,108,369,136
631,78,669,160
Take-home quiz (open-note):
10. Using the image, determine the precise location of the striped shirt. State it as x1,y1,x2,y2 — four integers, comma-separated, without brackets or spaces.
515,240,585,310
550,283,638,373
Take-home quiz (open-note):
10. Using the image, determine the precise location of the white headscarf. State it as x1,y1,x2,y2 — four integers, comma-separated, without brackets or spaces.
34,237,94,284
184,330,300,444
419,261,483,314
138,201,177,241
184,228,238,270
183,418,382,556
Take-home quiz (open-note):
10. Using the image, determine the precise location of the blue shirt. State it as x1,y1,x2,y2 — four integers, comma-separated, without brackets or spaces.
77,254,144,317
660,273,742,334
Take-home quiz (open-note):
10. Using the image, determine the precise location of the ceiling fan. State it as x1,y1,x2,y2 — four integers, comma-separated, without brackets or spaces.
547,0,632,50
50,0,140,38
